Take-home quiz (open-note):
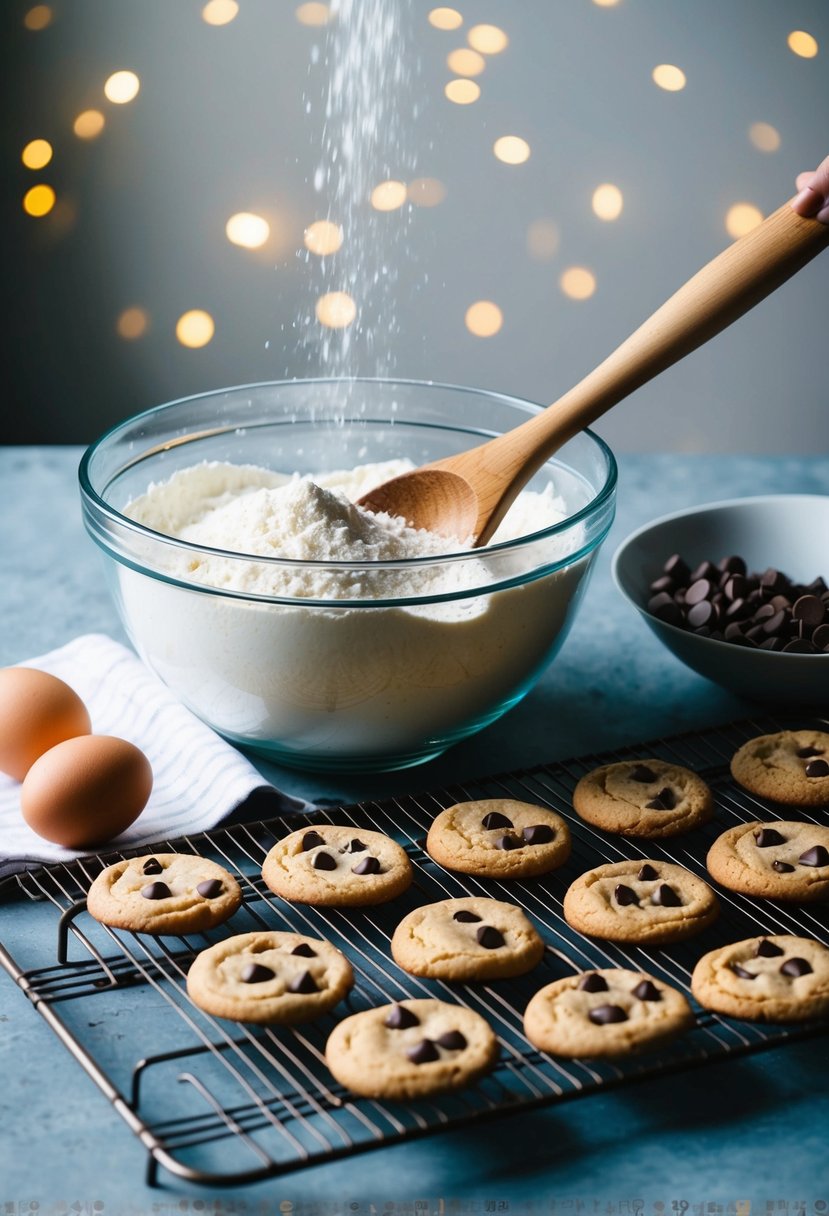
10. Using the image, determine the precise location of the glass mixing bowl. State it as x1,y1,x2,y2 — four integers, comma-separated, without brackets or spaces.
79,379,617,772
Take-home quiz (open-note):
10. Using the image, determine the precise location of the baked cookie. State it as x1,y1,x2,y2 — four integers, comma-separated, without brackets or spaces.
730,730,829,806
325,998,499,1100
426,799,571,879
524,968,694,1059
186,930,354,1024
572,760,713,838
87,853,242,935
391,897,545,981
706,820,829,902
562,859,719,945
691,935,829,1023
262,825,412,907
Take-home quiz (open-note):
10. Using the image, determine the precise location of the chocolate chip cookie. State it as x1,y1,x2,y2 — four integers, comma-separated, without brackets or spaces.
262,825,413,907
706,820,829,902
524,968,694,1058
426,799,571,879
562,859,719,944
391,897,546,981
730,730,829,806
691,935,829,1022
87,853,243,935
186,930,354,1024
325,998,499,1099
572,760,713,838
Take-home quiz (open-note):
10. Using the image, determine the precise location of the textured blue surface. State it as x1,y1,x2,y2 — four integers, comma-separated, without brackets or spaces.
1,449,828,1210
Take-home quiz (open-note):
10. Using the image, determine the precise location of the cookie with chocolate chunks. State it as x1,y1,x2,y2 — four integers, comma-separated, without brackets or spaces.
706,820,829,902
262,825,412,906
563,859,719,944
524,968,694,1058
425,799,571,879
325,998,499,1099
691,935,829,1022
391,896,545,980
87,853,242,935
730,730,829,806
186,930,353,1024
572,759,713,838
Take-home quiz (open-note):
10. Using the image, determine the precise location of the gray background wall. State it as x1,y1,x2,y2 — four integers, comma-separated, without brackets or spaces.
4,0,828,451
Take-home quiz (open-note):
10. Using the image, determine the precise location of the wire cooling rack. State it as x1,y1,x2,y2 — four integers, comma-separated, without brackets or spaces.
2,713,828,1189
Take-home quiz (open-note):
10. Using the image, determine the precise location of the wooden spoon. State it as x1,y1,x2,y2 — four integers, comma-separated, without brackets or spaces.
358,199,828,545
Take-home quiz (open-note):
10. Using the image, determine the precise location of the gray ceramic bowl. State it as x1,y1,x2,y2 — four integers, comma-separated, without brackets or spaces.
612,494,829,705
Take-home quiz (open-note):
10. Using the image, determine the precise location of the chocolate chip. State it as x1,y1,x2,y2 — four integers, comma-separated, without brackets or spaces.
772,860,795,873
291,943,317,957
648,592,683,625
406,1039,440,1065
753,828,785,847
631,980,662,1002
347,838,367,852
481,811,513,829
780,957,813,978
690,560,719,583
629,764,657,783
805,759,829,778
798,845,829,867
793,594,825,627
196,878,223,899
731,963,756,980
311,851,337,870
302,830,326,851
651,883,681,907
384,1004,420,1029
522,823,555,845
812,623,829,651
495,834,522,851
614,884,639,907
288,970,318,994
588,1004,628,1025
637,863,658,881
352,855,380,875
718,555,747,576
782,639,817,654
241,962,274,983
578,973,609,992
650,574,677,595
664,554,690,582
142,858,163,875
646,786,676,811
755,939,784,958
687,599,717,629
141,881,171,900
436,1030,467,1050
476,925,505,949
453,910,482,923
796,746,824,758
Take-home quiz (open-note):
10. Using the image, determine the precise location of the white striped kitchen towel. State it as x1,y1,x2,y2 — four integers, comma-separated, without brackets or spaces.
0,633,312,879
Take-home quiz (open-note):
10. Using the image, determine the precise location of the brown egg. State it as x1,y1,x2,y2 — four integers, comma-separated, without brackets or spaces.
21,735,153,848
0,666,92,781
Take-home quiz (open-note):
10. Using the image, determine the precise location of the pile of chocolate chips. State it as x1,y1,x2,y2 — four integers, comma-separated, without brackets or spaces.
647,554,829,653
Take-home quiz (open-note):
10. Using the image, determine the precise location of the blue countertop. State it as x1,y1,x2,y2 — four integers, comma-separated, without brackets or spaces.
1,448,828,1211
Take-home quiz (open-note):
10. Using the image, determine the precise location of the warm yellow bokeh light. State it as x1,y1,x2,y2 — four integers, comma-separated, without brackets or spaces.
493,136,530,165
748,122,781,153
176,310,215,348
465,300,503,337
371,180,407,211
74,109,106,139
304,220,344,255
787,30,818,58
445,78,480,104
592,0,621,6
408,177,447,207
428,8,463,30
725,203,764,239
316,292,356,329
23,5,52,30
560,267,597,300
116,308,149,340
467,24,508,54
652,64,686,91
225,212,270,249
447,47,485,76
592,183,624,221
104,71,140,104
23,184,56,217
296,2,331,25
22,139,53,170
526,219,560,260
202,0,239,26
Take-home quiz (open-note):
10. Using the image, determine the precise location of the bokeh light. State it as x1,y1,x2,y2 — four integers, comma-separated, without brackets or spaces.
748,122,781,152
467,24,508,54
652,63,686,91
23,184,56,217
304,220,344,255
428,8,463,30
526,219,560,260
408,177,447,207
725,202,763,238
370,180,407,211
226,212,270,248
445,78,480,104
202,0,239,26
116,308,149,340
296,2,331,25
74,110,106,139
22,139,53,170
176,310,215,348
23,5,52,30
316,292,357,329
560,267,597,300
493,136,530,165
591,183,624,220
104,71,140,104
592,0,621,6
447,47,485,76
787,30,818,58
465,300,503,337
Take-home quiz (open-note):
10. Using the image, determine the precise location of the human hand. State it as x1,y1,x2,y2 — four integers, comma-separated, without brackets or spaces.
791,153,829,223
